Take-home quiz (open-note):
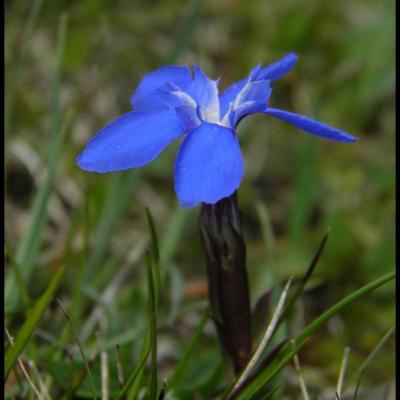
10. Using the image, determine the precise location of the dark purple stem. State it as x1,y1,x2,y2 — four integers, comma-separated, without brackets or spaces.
199,193,252,373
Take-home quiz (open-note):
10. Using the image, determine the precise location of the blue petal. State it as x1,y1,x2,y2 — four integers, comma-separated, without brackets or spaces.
157,83,201,131
219,77,247,120
130,66,192,110
187,65,220,123
231,80,272,127
174,122,244,207
77,110,183,173
219,55,297,119
157,82,196,108
256,52,298,82
218,65,264,120
175,105,201,132
264,108,357,143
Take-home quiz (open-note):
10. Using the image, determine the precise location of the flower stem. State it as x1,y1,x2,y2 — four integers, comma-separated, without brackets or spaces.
199,193,252,373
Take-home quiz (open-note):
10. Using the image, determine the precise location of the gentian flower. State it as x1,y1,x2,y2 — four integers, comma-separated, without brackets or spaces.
77,52,356,207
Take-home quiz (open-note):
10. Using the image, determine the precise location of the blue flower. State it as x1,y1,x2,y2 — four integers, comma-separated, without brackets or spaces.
77,52,356,208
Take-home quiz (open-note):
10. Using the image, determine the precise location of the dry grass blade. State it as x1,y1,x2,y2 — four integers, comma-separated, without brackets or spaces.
112,337,150,400
101,350,109,400
115,344,125,389
100,351,110,400
336,347,350,399
158,380,167,400
227,277,293,398
28,359,52,400
291,340,310,400
5,328,44,400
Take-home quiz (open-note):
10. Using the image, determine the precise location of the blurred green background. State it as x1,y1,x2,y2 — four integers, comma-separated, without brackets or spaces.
5,0,395,398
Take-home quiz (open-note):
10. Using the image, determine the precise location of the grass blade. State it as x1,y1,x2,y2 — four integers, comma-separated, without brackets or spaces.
296,271,395,344
113,336,151,400
4,328,44,399
146,251,158,399
146,208,161,300
235,271,395,399
126,336,150,400
145,208,160,264
115,345,125,390
5,267,65,380
4,243,30,307
352,370,364,400
289,340,310,400
336,346,350,398
101,350,109,400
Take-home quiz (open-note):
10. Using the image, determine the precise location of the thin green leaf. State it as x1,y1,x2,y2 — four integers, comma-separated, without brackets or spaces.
115,344,125,390
167,310,209,389
5,267,65,380
114,335,151,400
146,208,161,300
146,251,158,399
235,271,395,399
297,271,395,344
4,243,30,307
257,385,282,400
352,370,364,400
127,359,146,400
145,208,160,263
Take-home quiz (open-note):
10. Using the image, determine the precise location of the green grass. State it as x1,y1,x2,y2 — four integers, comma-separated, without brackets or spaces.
5,267,65,380
4,0,395,398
